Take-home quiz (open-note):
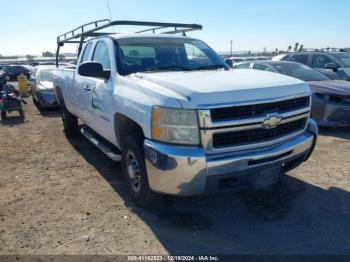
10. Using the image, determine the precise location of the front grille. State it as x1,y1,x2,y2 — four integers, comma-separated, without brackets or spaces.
211,96,310,122
212,118,307,148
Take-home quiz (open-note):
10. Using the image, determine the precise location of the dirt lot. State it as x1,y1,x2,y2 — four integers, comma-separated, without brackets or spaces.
0,89,350,255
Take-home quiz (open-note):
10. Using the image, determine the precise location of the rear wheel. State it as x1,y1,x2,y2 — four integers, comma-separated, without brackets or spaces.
1,111,6,121
121,135,160,207
61,105,78,136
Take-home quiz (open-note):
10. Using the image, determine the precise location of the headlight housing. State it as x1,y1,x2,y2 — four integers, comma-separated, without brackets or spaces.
151,107,199,145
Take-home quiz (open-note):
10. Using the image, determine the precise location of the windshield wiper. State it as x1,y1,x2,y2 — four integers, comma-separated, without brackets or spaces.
144,66,191,72
196,64,227,70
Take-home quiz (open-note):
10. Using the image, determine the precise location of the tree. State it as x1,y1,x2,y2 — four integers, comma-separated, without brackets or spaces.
42,51,54,57
299,44,304,52
288,46,292,53
294,42,299,52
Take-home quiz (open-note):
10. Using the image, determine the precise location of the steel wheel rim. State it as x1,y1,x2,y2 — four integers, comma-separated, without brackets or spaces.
126,150,141,193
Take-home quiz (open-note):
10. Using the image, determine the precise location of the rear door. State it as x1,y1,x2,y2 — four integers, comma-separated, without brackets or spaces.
74,41,94,121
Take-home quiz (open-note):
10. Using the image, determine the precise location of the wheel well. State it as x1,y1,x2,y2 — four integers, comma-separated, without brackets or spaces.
114,114,145,148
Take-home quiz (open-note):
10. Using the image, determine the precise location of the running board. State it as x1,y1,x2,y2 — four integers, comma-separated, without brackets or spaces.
80,126,121,162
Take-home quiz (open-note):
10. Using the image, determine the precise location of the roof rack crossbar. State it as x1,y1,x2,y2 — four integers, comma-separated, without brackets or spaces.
56,19,202,67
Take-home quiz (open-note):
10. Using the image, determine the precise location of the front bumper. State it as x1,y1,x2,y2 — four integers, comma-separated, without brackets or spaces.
312,99,350,127
36,90,58,108
144,119,318,196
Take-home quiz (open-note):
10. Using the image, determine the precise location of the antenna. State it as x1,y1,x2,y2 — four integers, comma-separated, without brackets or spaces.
107,2,116,35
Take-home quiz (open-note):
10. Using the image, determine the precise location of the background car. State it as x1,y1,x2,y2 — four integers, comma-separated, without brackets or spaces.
233,60,350,127
0,70,6,91
30,66,58,110
272,51,350,81
4,65,33,81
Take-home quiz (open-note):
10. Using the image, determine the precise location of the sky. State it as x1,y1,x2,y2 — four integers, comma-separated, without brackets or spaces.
0,0,349,56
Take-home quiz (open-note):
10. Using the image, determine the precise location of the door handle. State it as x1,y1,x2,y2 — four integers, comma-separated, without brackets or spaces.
84,85,91,91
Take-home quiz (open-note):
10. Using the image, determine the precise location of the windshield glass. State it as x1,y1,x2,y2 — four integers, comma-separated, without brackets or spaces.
39,69,54,83
116,37,227,75
334,53,350,67
270,62,330,81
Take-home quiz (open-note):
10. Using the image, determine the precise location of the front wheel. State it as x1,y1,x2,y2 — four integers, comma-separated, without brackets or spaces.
61,106,78,136
121,135,160,207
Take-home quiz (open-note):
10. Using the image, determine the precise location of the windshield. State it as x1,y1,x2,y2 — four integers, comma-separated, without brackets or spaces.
270,62,330,81
116,37,228,75
39,69,54,83
334,53,350,67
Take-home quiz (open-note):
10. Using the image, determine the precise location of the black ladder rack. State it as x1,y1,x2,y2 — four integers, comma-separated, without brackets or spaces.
56,19,203,67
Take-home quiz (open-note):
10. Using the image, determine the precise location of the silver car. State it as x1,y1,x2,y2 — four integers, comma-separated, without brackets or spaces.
30,66,58,110
233,60,350,127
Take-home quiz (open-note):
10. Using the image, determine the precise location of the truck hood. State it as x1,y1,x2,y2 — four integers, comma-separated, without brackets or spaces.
135,70,310,109
308,80,350,96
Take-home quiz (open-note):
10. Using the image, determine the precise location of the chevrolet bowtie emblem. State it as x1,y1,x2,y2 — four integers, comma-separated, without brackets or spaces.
262,114,282,129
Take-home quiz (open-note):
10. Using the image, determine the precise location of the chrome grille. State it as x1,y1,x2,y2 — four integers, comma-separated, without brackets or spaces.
212,118,307,148
210,96,310,122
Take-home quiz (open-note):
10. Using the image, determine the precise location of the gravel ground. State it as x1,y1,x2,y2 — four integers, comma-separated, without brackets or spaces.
0,89,350,255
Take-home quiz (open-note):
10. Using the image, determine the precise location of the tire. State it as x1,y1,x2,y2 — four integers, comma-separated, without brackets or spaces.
1,111,6,121
121,134,160,207
19,110,25,120
33,97,43,112
61,105,78,136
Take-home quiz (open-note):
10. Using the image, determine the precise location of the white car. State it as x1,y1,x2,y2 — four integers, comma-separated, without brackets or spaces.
54,20,318,206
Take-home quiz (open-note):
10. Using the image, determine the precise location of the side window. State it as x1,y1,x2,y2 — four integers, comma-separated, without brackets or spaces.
253,63,274,72
92,41,111,70
81,43,93,63
233,63,251,69
281,55,290,61
291,54,309,64
312,55,334,68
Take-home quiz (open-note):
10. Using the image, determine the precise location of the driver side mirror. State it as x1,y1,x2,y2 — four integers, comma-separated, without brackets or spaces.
225,59,233,68
78,62,111,79
324,62,338,71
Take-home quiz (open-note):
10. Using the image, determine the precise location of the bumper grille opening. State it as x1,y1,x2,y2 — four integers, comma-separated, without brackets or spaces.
213,118,307,148
211,96,310,122
248,151,292,166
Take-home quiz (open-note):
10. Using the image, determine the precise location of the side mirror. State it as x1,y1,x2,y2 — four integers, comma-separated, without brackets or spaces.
324,62,338,71
78,62,111,79
225,59,233,68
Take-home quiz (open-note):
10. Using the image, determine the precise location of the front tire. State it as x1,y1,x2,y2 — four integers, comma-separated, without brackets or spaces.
61,105,78,136
121,135,160,207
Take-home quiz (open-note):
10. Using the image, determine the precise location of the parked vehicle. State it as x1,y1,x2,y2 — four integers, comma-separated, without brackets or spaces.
272,51,350,81
233,60,350,127
0,84,25,120
0,70,6,90
4,65,33,81
54,20,317,206
31,66,58,110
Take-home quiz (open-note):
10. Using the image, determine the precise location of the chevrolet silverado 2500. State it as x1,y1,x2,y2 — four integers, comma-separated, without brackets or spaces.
53,20,318,206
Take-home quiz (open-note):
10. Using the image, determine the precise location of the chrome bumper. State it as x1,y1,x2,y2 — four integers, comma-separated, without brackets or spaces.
144,119,318,196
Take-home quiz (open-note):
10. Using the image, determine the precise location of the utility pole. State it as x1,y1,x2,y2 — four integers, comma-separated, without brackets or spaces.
230,40,233,56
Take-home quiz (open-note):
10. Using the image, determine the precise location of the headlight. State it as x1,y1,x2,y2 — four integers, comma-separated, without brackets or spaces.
151,107,199,145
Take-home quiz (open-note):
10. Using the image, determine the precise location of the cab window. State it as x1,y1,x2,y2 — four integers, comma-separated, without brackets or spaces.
253,63,274,72
290,54,309,64
92,41,111,70
233,63,251,69
81,43,93,63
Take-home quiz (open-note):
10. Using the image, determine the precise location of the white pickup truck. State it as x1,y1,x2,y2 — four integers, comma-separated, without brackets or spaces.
54,20,318,206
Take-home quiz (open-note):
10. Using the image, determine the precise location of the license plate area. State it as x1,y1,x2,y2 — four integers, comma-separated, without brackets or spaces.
251,166,280,189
